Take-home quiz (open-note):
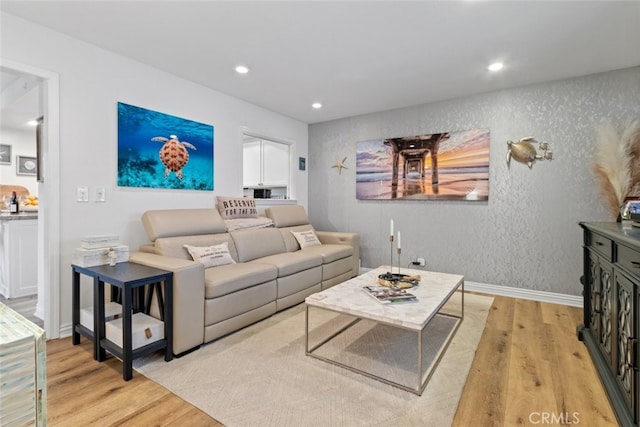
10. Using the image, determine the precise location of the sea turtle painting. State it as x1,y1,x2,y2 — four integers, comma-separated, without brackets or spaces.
151,134,197,179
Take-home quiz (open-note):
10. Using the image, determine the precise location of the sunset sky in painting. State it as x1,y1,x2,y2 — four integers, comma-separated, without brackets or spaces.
356,128,489,173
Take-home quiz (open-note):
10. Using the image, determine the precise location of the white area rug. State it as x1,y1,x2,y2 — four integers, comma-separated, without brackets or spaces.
134,293,493,426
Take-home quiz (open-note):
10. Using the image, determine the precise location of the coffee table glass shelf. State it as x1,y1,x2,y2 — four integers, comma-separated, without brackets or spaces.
305,266,464,395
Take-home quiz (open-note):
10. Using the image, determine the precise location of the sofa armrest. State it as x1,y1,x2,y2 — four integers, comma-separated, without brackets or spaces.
139,243,159,254
129,251,205,355
315,231,360,277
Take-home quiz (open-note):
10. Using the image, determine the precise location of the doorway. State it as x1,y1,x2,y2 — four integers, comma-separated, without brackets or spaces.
1,60,60,339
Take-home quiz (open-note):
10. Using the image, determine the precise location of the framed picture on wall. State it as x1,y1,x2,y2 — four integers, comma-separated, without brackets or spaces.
17,156,37,176
356,128,490,201
0,144,11,165
117,102,214,191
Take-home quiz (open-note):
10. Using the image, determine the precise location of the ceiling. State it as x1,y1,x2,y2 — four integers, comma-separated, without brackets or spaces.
1,68,40,131
1,1,639,125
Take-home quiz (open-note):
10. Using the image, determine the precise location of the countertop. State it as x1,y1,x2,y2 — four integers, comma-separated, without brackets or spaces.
0,211,38,221
579,221,640,248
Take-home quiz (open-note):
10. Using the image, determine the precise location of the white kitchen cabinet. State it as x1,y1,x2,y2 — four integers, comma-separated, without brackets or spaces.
243,139,262,187
262,140,290,186
243,138,290,189
0,216,38,298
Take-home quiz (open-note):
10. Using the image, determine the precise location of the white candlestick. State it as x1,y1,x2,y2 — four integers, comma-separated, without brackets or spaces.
390,219,394,237
397,231,401,249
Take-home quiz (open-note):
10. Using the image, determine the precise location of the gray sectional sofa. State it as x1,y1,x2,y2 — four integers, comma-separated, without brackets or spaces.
130,205,359,356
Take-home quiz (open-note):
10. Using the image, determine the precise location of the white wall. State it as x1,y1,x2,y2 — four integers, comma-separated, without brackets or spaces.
0,127,39,196
309,67,640,296
1,12,308,332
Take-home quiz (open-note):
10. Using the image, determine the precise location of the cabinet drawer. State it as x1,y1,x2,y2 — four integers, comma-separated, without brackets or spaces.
617,243,640,280
589,232,614,262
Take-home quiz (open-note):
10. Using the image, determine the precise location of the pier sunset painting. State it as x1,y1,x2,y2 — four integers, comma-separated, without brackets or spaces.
356,128,490,201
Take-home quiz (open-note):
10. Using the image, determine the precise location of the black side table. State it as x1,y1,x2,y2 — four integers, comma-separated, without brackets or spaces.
71,262,173,380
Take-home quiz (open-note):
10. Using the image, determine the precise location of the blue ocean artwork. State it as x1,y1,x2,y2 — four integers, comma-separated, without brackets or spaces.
117,102,214,191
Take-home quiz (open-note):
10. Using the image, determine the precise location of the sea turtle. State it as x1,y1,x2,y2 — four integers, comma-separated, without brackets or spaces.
151,134,197,179
506,136,542,168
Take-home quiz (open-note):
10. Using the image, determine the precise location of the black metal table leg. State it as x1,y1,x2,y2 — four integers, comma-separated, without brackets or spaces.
72,269,81,345
164,276,173,362
122,285,133,381
96,278,106,361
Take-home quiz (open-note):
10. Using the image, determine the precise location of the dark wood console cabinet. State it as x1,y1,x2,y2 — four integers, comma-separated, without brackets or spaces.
579,222,640,426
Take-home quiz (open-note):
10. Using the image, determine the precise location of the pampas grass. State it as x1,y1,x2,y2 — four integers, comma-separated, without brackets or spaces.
593,121,640,218
625,123,640,195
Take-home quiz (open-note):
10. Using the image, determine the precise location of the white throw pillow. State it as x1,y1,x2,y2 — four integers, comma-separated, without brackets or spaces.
292,230,322,249
184,242,236,268
216,196,259,219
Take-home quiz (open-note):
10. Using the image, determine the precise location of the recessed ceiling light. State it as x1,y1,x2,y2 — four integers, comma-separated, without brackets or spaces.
27,120,38,126
488,62,504,72
235,65,249,74
312,102,322,109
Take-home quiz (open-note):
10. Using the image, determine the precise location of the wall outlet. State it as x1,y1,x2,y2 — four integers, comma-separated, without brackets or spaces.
411,257,426,267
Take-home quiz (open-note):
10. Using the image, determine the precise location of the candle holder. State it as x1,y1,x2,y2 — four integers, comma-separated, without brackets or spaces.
397,247,402,276
389,235,394,273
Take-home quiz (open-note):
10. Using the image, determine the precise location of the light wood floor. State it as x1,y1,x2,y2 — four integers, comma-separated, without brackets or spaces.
46,295,617,426
453,295,617,426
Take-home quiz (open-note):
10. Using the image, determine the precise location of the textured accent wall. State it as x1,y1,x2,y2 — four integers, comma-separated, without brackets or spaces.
309,67,640,296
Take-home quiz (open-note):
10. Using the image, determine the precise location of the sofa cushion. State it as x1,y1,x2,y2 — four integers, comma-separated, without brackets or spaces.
205,281,277,325
154,233,238,261
300,244,353,264
184,242,236,268
216,196,259,219
322,257,354,282
231,228,287,262
142,208,227,241
251,251,322,277
277,225,315,252
276,267,322,299
204,263,278,298
291,230,321,249
265,205,310,227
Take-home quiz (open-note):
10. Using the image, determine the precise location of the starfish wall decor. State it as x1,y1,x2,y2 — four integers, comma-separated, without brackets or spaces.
332,156,348,174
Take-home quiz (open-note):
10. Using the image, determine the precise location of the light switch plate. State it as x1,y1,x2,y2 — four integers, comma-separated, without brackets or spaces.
77,186,89,202
95,186,106,202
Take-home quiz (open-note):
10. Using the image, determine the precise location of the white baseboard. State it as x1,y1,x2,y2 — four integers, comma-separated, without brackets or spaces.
359,268,582,308
465,281,583,308
59,324,72,338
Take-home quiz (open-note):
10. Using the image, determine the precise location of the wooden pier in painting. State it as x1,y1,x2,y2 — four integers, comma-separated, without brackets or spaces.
384,133,450,195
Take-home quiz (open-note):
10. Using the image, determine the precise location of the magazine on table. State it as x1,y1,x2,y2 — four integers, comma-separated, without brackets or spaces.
362,285,418,304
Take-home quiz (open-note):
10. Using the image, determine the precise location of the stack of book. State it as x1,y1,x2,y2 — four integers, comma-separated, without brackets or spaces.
72,234,129,267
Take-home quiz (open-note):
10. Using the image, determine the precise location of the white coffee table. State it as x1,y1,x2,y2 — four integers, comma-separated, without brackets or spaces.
305,266,464,395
